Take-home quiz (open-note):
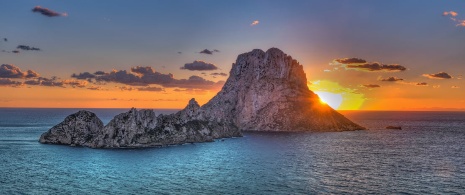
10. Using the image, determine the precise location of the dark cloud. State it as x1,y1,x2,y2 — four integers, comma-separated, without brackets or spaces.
416,82,428,86
12,50,19,54
3,38,6,42
380,76,404,82
97,70,147,86
0,64,40,78
71,72,95,80
0,78,22,86
199,49,220,55
94,71,106,75
362,84,381,88
137,86,164,92
347,63,406,72
181,60,218,71
79,66,222,90
39,77,65,87
334,58,367,64
210,72,228,77
178,52,182,54
24,80,41,85
422,72,452,79
17,45,40,51
32,6,67,17
200,49,213,55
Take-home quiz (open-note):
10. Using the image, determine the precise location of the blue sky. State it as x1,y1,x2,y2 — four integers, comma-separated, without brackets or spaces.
1,0,464,109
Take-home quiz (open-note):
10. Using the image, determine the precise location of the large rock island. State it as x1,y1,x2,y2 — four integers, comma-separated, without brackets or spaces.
39,48,365,148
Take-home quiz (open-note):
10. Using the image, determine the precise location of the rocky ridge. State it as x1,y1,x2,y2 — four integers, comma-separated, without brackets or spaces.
39,48,365,148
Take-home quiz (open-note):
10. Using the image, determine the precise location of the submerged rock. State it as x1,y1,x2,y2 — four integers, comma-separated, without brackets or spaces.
39,48,365,148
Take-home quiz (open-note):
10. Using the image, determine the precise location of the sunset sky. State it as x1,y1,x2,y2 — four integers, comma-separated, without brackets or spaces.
1,0,464,110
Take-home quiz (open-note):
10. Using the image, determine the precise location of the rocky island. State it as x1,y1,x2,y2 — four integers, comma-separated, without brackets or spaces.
39,48,365,148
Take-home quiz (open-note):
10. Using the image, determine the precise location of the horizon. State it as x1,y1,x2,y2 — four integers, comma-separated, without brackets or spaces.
1,1,464,110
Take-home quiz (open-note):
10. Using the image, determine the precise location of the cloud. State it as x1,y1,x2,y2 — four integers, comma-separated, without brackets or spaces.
452,86,460,89
137,86,164,92
181,60,218,71
443,11,465,27
200,49,213,55
416,82,428,86
331,58,406,72
0,64,40,78
3,38,7,42
17,45,40,51
199,49,219,55
346,63,406,72
32,6,67,17
333,58,367,64
361,84,381,88
75,66,224,90
87,86,104,90
379,76,404,82
210,72,228,77
94,71,106,75
71,72,95,80
0,78,22,86
422,72,452,79
433,85,440,88
443,11,458,17
62,79,88,88
251,20,259,26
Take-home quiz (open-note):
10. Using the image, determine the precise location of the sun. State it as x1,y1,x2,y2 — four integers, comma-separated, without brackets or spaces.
314,91,343,110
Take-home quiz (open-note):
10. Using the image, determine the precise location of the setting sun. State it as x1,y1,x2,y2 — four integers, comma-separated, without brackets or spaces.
314,91,343,110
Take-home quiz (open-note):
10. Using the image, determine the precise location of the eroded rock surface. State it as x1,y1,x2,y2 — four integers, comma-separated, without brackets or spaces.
39,48,365,148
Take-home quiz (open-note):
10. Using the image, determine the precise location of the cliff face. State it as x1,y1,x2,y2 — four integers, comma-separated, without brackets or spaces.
39,48,364,148
200,48,364,131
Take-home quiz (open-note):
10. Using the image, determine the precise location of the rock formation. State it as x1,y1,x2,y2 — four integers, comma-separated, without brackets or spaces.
39,48,365,148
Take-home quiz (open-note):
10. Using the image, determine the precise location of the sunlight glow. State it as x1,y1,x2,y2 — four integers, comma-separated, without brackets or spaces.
314,91,343,109
309,80,365,110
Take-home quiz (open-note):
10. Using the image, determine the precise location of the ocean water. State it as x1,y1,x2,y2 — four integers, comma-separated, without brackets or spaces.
1,109,465,194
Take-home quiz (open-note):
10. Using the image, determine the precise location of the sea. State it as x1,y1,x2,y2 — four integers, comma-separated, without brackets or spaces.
1,108,464,194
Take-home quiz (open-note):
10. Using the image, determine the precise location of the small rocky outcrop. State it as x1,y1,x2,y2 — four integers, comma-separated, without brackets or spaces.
39,110,104,146
39,48,365,148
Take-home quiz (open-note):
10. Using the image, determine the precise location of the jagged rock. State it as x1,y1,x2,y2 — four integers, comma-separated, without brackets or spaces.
199,48,365,131
39,48,365,148
39,110,103,146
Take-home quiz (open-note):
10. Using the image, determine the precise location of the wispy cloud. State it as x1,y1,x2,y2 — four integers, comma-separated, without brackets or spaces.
347,63,406,72
361,84,381,88
251,20,259,26
17,45,41,51
32,6,67,17
443,11,458,17
379,76,404,82
442,11,465,27
422,72,452,79
331,58,406,72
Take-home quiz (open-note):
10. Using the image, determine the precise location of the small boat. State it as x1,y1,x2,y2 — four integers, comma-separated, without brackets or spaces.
386,126,402,130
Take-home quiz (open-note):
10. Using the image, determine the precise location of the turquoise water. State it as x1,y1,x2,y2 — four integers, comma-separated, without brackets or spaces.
1,109,465,194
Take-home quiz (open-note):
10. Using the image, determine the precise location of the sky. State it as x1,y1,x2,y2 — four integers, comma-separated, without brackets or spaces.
1,0,464,110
